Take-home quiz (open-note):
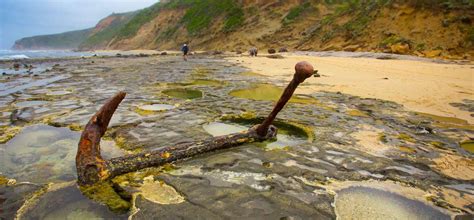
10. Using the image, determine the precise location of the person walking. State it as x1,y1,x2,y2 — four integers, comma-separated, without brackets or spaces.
181,44,189,61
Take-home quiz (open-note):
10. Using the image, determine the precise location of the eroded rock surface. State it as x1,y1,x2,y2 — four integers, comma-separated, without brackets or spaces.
0,55,472,219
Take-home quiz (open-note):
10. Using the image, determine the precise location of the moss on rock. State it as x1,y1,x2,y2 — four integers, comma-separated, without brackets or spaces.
79,181,131,213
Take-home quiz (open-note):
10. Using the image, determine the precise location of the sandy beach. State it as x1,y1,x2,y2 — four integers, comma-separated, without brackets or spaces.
227,55,474,124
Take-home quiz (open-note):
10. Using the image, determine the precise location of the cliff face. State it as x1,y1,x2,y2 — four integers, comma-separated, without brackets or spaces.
79,11,137,50
12,28,92,50
12,0,474,59
81,0,474,59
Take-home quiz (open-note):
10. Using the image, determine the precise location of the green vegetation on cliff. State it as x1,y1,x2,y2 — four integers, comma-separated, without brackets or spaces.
12,28,92,50
80,11,137,49
13,0,474,59
176,0,243,34
116,4,163,39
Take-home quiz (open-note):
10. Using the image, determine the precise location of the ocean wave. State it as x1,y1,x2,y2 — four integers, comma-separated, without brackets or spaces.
0,54,30,60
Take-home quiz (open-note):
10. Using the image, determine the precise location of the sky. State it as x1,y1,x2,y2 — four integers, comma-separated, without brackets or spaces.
0,0,159,49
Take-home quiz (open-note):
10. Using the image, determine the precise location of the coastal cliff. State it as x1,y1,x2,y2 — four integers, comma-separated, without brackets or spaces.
12,0,474,59
12,28,92,50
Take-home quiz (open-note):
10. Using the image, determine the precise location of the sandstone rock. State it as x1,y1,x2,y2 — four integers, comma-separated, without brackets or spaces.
268,48,276,54
390,43,410,54
322,45,339,51
413,51,424,57
344,45,360,52
267,54,284,59
423,50,442,58
397,7,415,16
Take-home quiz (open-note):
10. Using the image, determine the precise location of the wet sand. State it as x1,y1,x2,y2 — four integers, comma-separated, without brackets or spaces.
226,54,474,124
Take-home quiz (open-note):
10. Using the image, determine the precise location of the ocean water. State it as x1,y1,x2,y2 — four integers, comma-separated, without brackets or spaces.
0,50,112,60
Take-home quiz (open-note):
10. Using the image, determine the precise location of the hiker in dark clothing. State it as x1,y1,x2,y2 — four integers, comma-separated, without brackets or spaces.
249,47,258,57
181,44,189,61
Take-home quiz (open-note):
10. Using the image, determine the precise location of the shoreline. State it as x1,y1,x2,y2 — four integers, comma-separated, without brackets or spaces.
1,51,473,125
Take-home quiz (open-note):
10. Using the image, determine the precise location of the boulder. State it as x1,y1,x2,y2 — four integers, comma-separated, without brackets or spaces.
423,50,442,58
278,48,288,53
268,48,276,54
390,43,410,54
267,54,284,59
160,52,168,55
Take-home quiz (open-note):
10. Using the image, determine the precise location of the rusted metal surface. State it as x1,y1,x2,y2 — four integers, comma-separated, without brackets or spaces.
76,92,126,185
256,61,315,136
76,62,316,185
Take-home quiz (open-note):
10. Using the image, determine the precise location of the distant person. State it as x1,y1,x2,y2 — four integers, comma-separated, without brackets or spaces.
249,47,258,57
181,44,189,61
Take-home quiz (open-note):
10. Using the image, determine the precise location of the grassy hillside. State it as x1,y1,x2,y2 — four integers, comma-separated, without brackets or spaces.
13,0,474,60
92,0,473,59
12,28,92,50
79,11,138,50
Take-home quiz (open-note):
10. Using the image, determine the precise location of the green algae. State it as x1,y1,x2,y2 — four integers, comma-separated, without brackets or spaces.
378,133,388,143
229,84,318,104
114,135,139,152
158,79,224,88
191,67,212,77
347,109,369,117
134,104,175,116
459,140,474,153
416,112,474,131
68,123,83,131
240,71,266,77
162,88,203,99
190,79,223,86
0,175,9,185
0,126,22,144
398,133,416,143
79,182,131,213
399,146,417,153
430,141,449,151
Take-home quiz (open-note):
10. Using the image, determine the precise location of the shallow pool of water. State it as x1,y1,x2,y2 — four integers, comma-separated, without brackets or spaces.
0,124,125,183
162,88,202,99
18,182,127,219
202,122,307,150
335,186,450,220
138,104,175,112
460,140,474,153
229,84,318,104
